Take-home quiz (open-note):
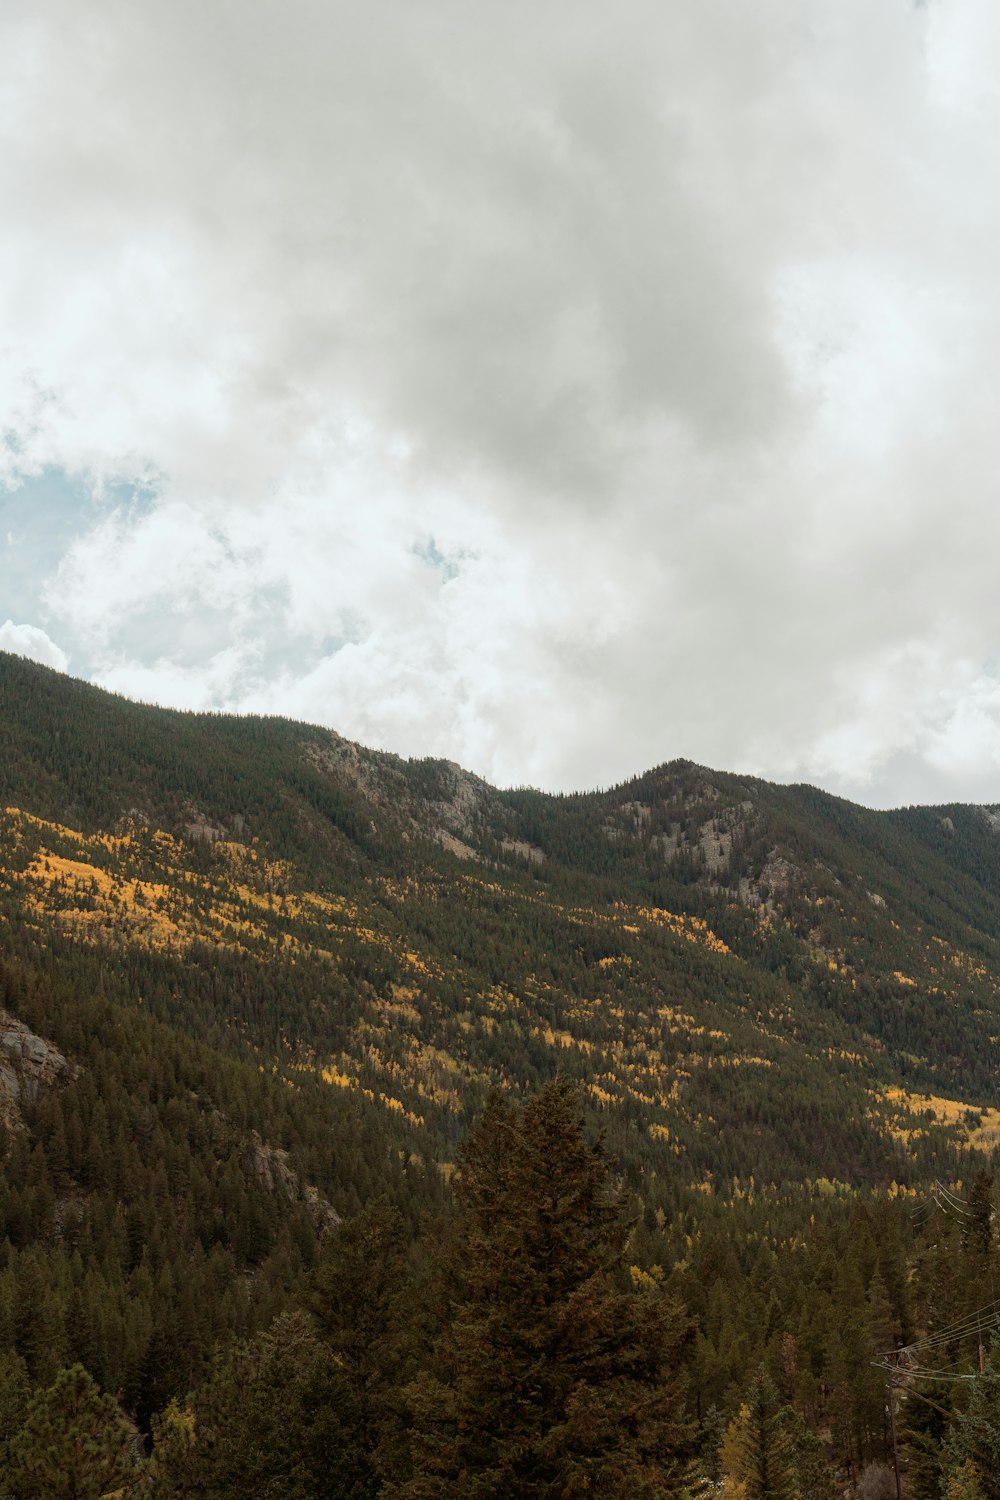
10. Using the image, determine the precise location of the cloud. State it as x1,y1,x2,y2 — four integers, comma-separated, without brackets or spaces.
6,0,937,509
5,0,1000,803
0,620,68,673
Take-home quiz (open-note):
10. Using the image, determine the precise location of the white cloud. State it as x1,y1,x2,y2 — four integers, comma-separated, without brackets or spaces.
5,0,1000,802
0,620,68,673
95,648,252,714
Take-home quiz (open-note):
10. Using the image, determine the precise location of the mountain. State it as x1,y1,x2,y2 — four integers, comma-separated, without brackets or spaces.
2,648,1000,1205
5,649,1000,1485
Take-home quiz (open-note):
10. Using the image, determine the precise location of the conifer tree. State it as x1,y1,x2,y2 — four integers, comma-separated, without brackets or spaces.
943,1348,1000,1500
720,1368,799,1500
784,1409,836,1500
310,1196,414,1490
403,1081,693,1498
6,1363,135,1500
140,1310,360,1500
0,1349,30,1473
963,1172,994,1259
900,1369,952,1500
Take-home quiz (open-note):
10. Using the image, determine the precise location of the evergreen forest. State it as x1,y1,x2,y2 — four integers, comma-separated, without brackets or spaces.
2,652,1000,1495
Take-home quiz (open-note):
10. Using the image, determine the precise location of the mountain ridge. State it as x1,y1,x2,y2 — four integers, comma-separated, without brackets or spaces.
2,648,1000,1201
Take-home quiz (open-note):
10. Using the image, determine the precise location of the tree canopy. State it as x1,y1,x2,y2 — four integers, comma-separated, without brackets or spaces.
404,1080,693,1498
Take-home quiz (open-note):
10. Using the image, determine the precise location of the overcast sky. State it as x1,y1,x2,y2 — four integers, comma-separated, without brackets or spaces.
5,0,1000,806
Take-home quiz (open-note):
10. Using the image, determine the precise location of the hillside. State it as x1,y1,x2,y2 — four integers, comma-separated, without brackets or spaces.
5,650,1000,1492
2,649,1000,1199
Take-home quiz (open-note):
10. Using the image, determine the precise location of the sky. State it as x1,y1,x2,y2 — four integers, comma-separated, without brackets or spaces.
4,0,1000,807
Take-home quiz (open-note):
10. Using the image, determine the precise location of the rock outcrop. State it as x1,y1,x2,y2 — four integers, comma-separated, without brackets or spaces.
0,1011,76,1134
243,1130,341,1234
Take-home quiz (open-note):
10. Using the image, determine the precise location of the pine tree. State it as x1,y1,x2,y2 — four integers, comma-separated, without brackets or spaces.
309,1196,414,1490
6,1363,135,1500
403,1081,693,1498
784,1409,836,1500
963,1172,994,1259
720,1368,799,1500
900,1366,952,1500
0,1349,30,1477
140,1310,361,1500
944,1349,1000,1500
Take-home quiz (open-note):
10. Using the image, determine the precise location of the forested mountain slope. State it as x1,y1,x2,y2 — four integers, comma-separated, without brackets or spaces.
5,652,1000,1492
2,649,1000,1197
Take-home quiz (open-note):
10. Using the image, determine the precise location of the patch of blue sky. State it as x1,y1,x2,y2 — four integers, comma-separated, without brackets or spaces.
412,535,465,582
0,467,162,679
1,469,88,616
0,468,366,699
0,467,155,622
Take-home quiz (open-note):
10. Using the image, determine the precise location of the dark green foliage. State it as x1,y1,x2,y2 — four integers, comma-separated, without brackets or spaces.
5,1363,135,1499
309,1198,417,1491
404,1081,694,1497
3,655,1000,1491
786,1410,837,1500
943,1349,1000,1500
899,1369,952,1500
0,1351,30,1476
0,945,437,1430
721,1367,798,1500
139,1310,362,1499
964,1171,994,1257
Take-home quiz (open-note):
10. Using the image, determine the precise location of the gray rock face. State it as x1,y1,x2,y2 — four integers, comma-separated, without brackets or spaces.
302,732,495,856
243,1130,340,1234
0,1012,76,1133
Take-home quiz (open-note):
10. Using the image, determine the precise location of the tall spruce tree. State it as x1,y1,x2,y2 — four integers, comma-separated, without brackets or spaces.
309,1197,415,1492
963,1172,994,1259
403,1081,693,1498
720,1368,798,1500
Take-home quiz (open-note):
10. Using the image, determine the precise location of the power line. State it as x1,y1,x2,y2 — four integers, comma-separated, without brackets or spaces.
904,1318,1000,1353
934,1181,974,1219
910,1181,975,1229
876,1365,977,1384
934,1179,968,1201
876,1297,1000,1359
892,1342,987,1376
